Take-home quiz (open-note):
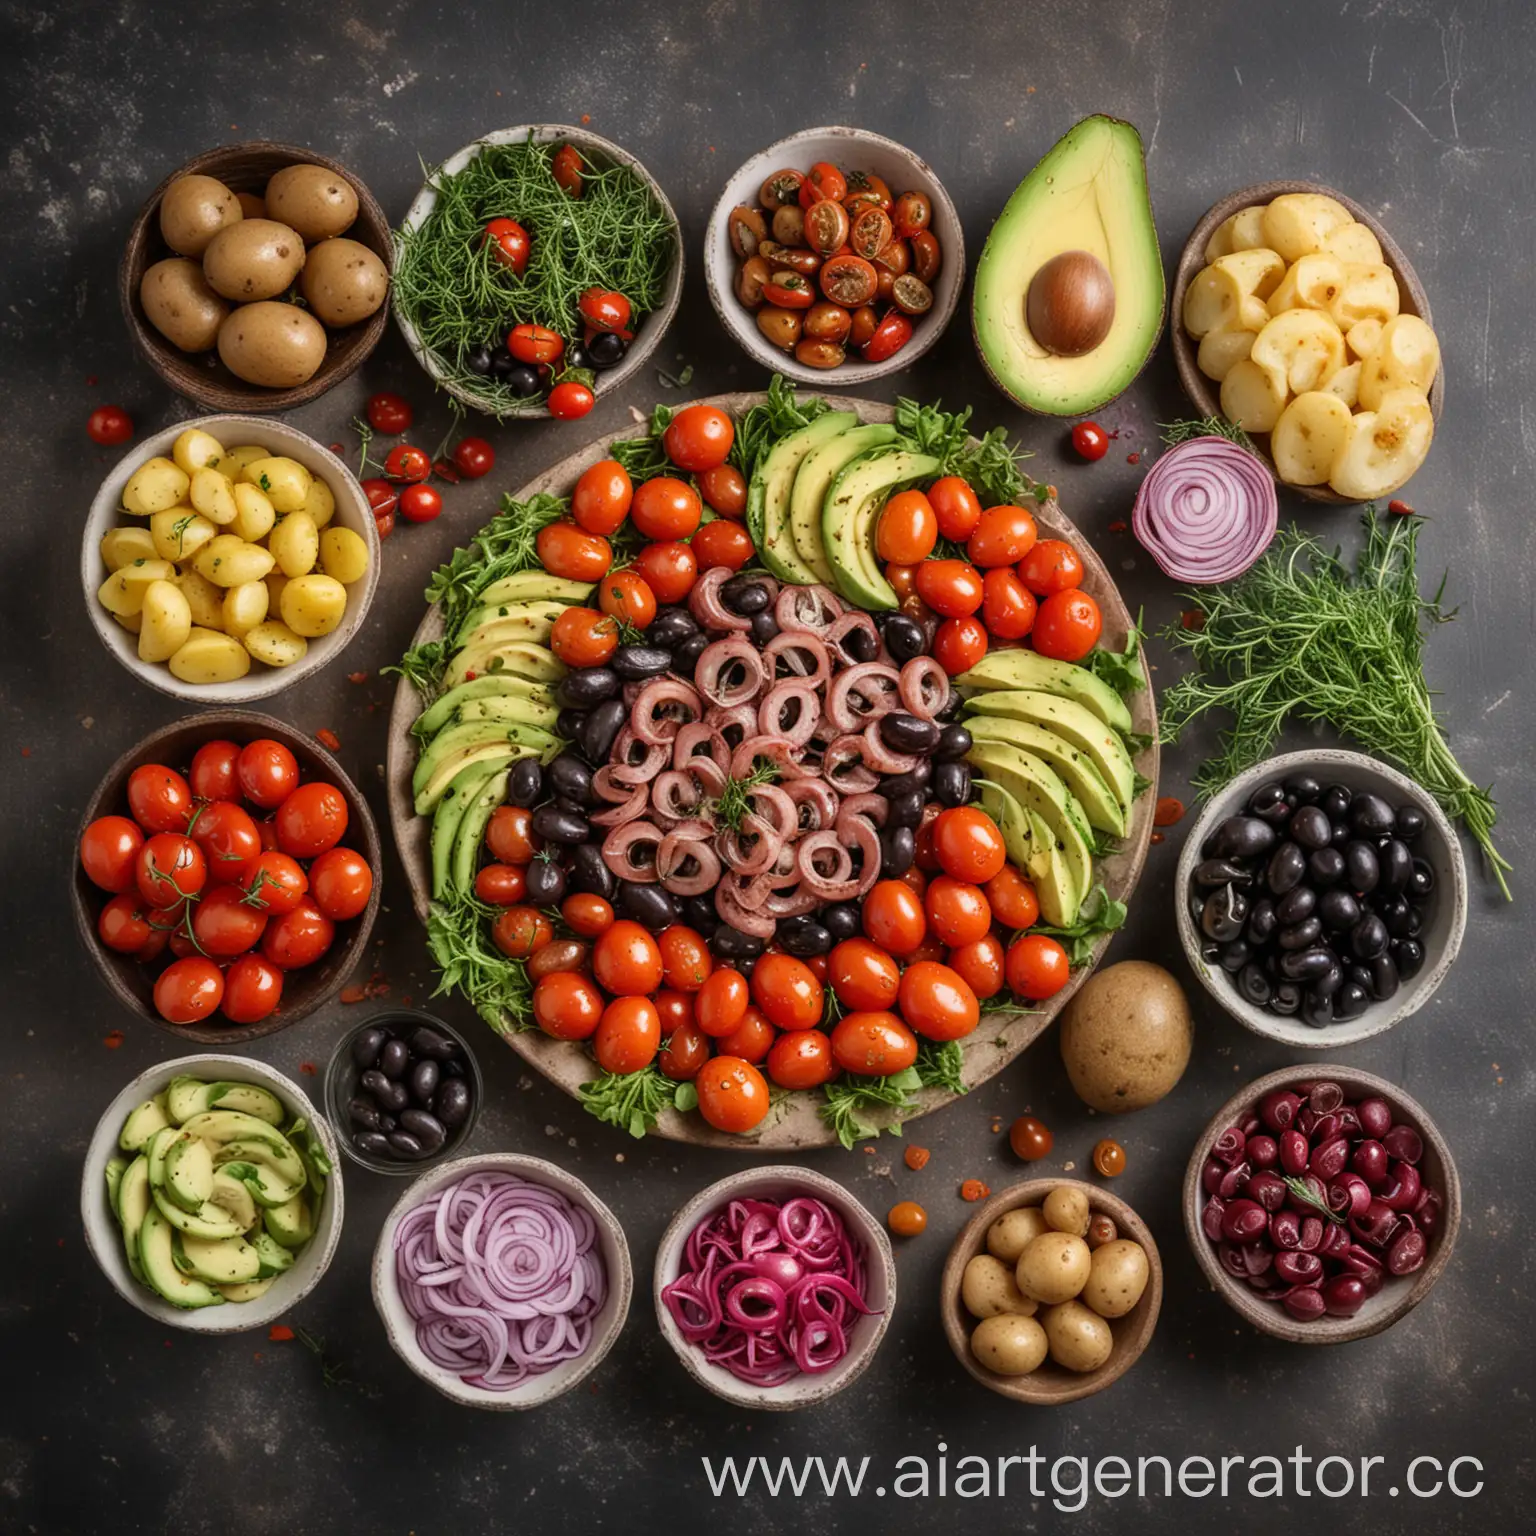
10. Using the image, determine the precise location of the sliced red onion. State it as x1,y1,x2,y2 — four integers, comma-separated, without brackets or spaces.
673,721,731,775
898,656,950,721
695,636,765,708
608,728,670,785
825,663,901,733
729,734,813,781
602,820,664,883
715,882,777,938
631,677,703,744
824,612,879,668
657,833,721,896
589,780,650,828
759,681,822,747
821,735,879,793
781,777,840,833
1131,437,1278,584
763,632,832,691
775,584,843,633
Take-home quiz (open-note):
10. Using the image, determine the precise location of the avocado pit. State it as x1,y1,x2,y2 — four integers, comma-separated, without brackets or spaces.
1027,250,1116,357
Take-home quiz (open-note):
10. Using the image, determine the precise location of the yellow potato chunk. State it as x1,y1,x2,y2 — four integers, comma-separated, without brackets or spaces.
265,570,289,611
230,483,276,543
1357,314,1441,410
150,508,217,563
1251,310,1347,394
1261,192,1353,263
171,428,226,476
1197,326,1255,383
1203,213,1240,264
1266,254,1345,317
1220,358,1289,434
100,526,157,572
1271,392,1354,486
221,580,269,638
279,573,348,637
1323,221,1383,265
218,444,270,481
243,621,309,667
319,526,370,584
114,610,143,635
300,476,336,529
194,534,276,588
122,457,189,515
1183,255,1284,338
1347,318,1385,361
241,455,312,513
1322,361,1362,409
268,510,319,578
189,466,238,525
1228,206,1268,251
168,628,252,685
137,580,193,664
1328,389,1434,500
1328,263,1401,328
1218,248,1286,301
174,564,226,628
98,558,176,617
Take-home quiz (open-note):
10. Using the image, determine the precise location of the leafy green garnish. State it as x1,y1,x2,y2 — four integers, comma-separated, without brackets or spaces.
893,397,1036,507
1084,613,1146,696
713,759,781,834
580,1065,694,1139
820,1068,923,1150
1033,885,1129,967
425,897,534,1033
916,1039,966,1096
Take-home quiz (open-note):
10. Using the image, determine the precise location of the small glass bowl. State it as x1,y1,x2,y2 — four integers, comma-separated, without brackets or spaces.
324,1009,483,1176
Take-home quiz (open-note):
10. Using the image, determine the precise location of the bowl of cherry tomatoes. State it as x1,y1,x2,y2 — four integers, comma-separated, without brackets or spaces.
73,711,383,1043
707,127,965,385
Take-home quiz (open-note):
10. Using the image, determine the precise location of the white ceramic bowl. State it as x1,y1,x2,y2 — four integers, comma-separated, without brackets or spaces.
82,415,380,704
371,1153,632,1410
1176,749,1466,1049
653,1166,895,1412
80,1053,345,1334
394,125,684,418
705,126,965,386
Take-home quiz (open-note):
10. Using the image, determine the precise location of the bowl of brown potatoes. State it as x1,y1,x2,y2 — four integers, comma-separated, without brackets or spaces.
121,142,392,413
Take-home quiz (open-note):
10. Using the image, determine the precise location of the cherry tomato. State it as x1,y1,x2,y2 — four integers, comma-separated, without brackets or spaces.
550,605,619,666
366,392,413,433
373,508,396,539
256,819,279,852
579,287,632,333
654,987,694,1033
475,863,527,905
274,782,348,859
967,504,1039,569
911,229,943,283
124,764,190,833
799,160,848,208
985,866,1041,931
888,1200,928,1238
631,477,703,541
592,919,663,996
759,168,806,208
861,880,928,957
154,956,223,1025
828,937,901,1011
308,846,373,921
1019,539,1085,596
486,805,539,865
192,884,268,957
892,190,932,238
484,216,531,274
362,478,399,519
659,1017,711,1081
632,541,697,604
898,960,979,1041
819,254,879,308
914,559,984,619
933,615,988,676
492,905,554,959
537,521,613,581
876,489,938,564
663,405,735,473
763,1028,837,1090
803,198,851,257
135,923,173,964
220,954,283,1025
188,740,241,801
885,563,919,602
690,519,754,572
1005,933,1071,1000
848,207,894,261
717,1005,774,1064
1072,421,1110,461
87,405,133,445
396,483,442,524
649,924,709,991
243,850,307,915
698,463,747,520
508,323,563,365
696,1056,770,1133
1032,588,1103,662
80,815,145,893
696,966,750,1037
237,739,299,809
571,459,633,535
980,568,1039,641
932,806,1008,883
924,875,992,947
947,934,1006,999
561,892,614,937
928,476,982,541
594,995,661,1074
383,444,431,484
552,142,584,197
262,897,334,969
1009,1115,1054,1161
751,953,823,1031
1093,1138,1127,1177
849,304,879,348
98,893,152,953
861,310,913,362
135,833,206,908
548,381,595,420
451,436,495,479
914,805,942,873
830,1011,919,1076
533,971,605,1041
597,569,657,630
189,800,262,887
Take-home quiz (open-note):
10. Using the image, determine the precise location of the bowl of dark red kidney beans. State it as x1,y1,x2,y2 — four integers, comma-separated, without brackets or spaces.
325,1010,482,1174
1174,750,1467,1048
1184,1067,1460,1343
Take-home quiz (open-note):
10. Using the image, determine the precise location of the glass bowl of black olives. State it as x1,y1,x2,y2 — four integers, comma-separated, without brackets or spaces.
325,1010,483,1174
1174,751,1467,1048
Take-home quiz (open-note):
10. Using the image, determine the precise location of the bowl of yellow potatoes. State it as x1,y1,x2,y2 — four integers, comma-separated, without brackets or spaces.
1171,182,1442,505
83,416,379,703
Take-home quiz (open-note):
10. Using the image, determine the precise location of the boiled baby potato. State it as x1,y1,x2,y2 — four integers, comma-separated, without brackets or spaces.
159,174,242,258
168,627,251,685
100,526,156,571
1218,248,1285,301
174,565,225,628
202,218,306,302
970,1313,1049,1376
269,510,319,577
1015,1232,1092,1306
1182,253,1283,337
221,580,269,638
1081,1240,1150,1320
961,1254,1036,1320
114,611,143,635
264,163,359,243
1042,1186,1090,1238
319,526,369,584
1260,192,1353,263
241,455,311,513
279,573,347,637
1227,206,1268,251
1322,361,1361,409
1041,1300,1114,1374
217,303,327,388
137,580,193,664
1323,221,1383,265
1347,317,1385,360
220,444,271,480
1328,388,1434,500
300,238,388,327
231,482,276,542
172,428,226,475
1266,253,1344,317
1203,212,1240,264
189,467,238,525
243,620,309,667
122,457,189,515
98,558,175,617
1358,314,1440,410
1196,325,1255,383
1271,392,1354,486
194,534,275,588
301,475,336,528
140,258,230,352
1328,262,1401,328
150,507,216,563
986,1207,1049,1264
1252,309,1346,395
1220,358,1288,434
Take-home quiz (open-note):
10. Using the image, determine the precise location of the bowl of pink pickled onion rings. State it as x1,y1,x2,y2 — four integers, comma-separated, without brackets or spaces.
654,1165,895,1410
372,1153,632,1409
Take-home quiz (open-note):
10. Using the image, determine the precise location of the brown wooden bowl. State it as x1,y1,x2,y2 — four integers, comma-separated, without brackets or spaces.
384,391,1159,1151
119,141,392,413
1182,1065,1461,1344
1170,180,1442,505
72,711,382,1044
941,1178,1163,1404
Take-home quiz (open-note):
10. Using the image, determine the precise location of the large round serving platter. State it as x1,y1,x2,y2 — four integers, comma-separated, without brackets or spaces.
386,392,1159,1150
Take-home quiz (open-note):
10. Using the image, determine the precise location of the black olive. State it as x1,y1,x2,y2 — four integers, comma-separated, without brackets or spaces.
936,689,964,721
466,343,495,376
351,1026,387,1070
387,1131,428,1160
1248,782,1286,816
532,805,589,844
878,713,940,755
1344,841,1380,894
882,614,927,663
580,699,628,765
399,1109,447,1153
1369,954,1399,1001
887,791,925,829
1274,886,1316,926
712,925,765,960
547,753,595,806
1266,842,1307,896
441,1058,465,1078
1214,816,1278,860
433,1077,473,1131
567,843,616,899
648,608,699,649
1408,858,1436,900
1333,982,1370,1022
408,1027,457,1060
1392,937,1425,979
587,330,626,368
1320,784,1353,821
750,610,779,645
880,825,916,877
1374,894,1410,936
379,1038,409,1080
931,761,970,807
1350,913,1390,960
722,575,771,615
525,858,567,905
347,1096,383,1131
1268,980,1303,1016
934,724,972,761
556,707,589,741
616,880,678,932
612,645,672,681
1257,798,1294,827
781,921,833,957
775,914,815,943
1301,991,1335,1029
505,757,544,808
878,762,932,798
506,362,542,398
1219,938,1252,972
556,667,620,709
408,1059,440,1106
1308,847,1346,888
1201,885,1248,943
1195,858,1252,888
680,894,718,936
1330,820,1352,847
1284,774,1322,804
822,902,862,942
361,1071,408,1113
1395,804,1426,843
1238,963,1273,1006
565,343,592,372
1318,888,1362,931
1280,946,1335,982
1376,838,1413,895
843,624,879,662
489,346,516,379
351,1131,390,1158
1277,916,1323,951
1245,897,1277,944
376,1113,397,1134
1406,905,1425,937
1289,806,1332,851
1349,792,1395,837
674,633,710,673
1314,959,1344,999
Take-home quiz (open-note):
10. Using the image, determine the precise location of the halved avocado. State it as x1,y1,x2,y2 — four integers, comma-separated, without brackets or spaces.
455,694,562,732
973,115,1164,416
457,599,571,643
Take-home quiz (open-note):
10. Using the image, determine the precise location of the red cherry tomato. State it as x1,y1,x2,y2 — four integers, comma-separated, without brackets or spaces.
861,880,928,957
451,436,495,479
1032,588,1103,662
80,815,145,893
928,476,983,541
533,972,605,1041
1019,539,1085,597
362,478,399,521
192,884,269,957
947,934,1006,1000
592,920,664,996
658,924,713,991
898,960,980,1041
830,1011,919,1076
475,863,527,905
597,569,657,629
594,995,661,1074
931,807,1008,883
548,381,595,420
1005,933,1071,1000
828,938,900,1011
536,521,613,581
986,867,1041,931
87,405,133,445
698,464,747,520
98,893,152,953
966,504,1039,568
631,540,697,603
696,966,751,1037
136,833,206,908
695,1056,771,1133
237,739,299,808
550,605,619,666
552,142,584,197
654,988,695,1037
484,217,530,274
767,1029,839,1090
274,782,348,859
1071,421,1109,461
126,764,192,833
262,898,335,970
800,160,848,208
663,405,735,472
222,954,284,1025
154,957,223,1025
486,805,539,865
491,906,554,959
876,489,938,563
188,740,241,801
924,875,992,946
980,568,1038,641
751,953,824,1031
861,310,913,362
398,484,443,524
243,851,307,916
366,392,413,433
571,459,633,535
383,443,431,484
189,800,262,887
914,559,984,619
631,477,703,540
659,1020,711,1081
561,893,614,937
308,846,373,921
933,615,988,676
508,323,563,365
716,1005,775,1064
579,287,632,332
690,519,753,572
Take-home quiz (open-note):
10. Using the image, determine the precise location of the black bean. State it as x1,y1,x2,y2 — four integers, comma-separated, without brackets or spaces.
1333,982,1370,1023
350,1027,387,1071
617,880,678,932
1314,960,1344,999
1350,913,1390,960
408,1026,456,1061
580,699,628,765
347,1096,383,1131
1248,782,1286,816
1266,842,1307,896
1377,839,1413,895
353,1132,392,1158
934,724,973,761
1301,991,1335,1029
587,330,626,368
362,1071,408,1113
547,753,595,807
377,1113,397,1135
556,667,620,710
1319,784,1353,821
1268,980,1303,1016
882,615,927,663
1214,816,1278,860
1346,963,1373,991
1274,886,1316,926
880,825,916,877
1395,804,1426,843
505,362,541,397
466,343,494,376
387,1131,427,1159
568,842,616,900
1330,820,1352,847
441,1059,465,1078
1308,847,1346,887
887,791,925,829
525,858,567,905
1407,859,1436,900
507,758,544,808
1278,916,1322,951
379,1039,410,1080
1279,946,1336,982
931,761,970,807
1284,774,1322,804
1219,939,1252,973
612,645,672,681
1369,954,1400,1001
1344,841,1380,894
488,346,515,379
1289,805,1332,850
399,1109,447,1153
1245,897,1277,945
434,1077,473,1131
409,1059,440,1106
822,903,862,942
1405,904,1425,937
722,575,770,615
1349,792,1395,836
1318,888,1361,932
532,805,589,844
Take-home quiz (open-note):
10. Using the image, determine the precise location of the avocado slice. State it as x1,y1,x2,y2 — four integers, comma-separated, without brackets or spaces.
217,1278,274,1302
457,599,570,644
823,449,941,609
973,115,1164,417
193,1081,286,1124
174,1232,262,1286
749,411,857,584
966,688,1136,808
412,721,556,814
163,1132,214,1215
477,571,595,607
104,1155,129,1220
965,716,1126,834
252,1230,296,1278
446,639,565,690
208,1169,259,1230
430,759,505,899
956,648,1133,734
116,1156,151,1282
451,767,514,899
264,1194,314,1251
177,1110,288,1148
455,694,561,732
789,423,898,586
151,1187,246,1241
414,673,557,740
139,1204,224,1309
970,777,1034,870
119,1093,172,1150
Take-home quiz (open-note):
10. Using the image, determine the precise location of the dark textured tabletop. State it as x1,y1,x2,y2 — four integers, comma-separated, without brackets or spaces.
3,1,1532,1531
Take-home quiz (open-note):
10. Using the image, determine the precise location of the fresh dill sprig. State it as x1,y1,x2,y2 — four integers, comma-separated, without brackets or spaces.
426,896,535,1033
1160,415,1256,452
713,761,782,834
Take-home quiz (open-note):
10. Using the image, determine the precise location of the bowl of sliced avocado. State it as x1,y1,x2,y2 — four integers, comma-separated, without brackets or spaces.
81,1055,344,1332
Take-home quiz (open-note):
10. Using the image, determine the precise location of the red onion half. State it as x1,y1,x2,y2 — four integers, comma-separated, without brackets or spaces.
1132,438,1278,584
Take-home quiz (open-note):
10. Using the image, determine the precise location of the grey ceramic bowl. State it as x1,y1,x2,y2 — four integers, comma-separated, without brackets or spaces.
1175,749,1465,1048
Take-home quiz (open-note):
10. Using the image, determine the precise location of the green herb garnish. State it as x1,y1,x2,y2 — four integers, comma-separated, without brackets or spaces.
425,896,534,1033
714,760,781,834
1160,415,1256,451
580,1065,695,1139
1282,1175,1346,1225
1032,885,1129,967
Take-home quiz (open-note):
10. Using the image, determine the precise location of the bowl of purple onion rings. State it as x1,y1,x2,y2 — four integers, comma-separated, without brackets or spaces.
654,1165,895,1410
1184,1066,1461,1344
372,1153,632,1408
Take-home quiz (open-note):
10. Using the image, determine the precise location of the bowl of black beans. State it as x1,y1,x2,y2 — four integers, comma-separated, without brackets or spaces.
1175,750,1467,1047
326,1010,483,1174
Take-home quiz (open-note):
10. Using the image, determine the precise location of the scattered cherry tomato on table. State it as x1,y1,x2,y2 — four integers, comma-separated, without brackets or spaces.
548,380,595,420
383,443,431,483
887,1201,928,1238
87,405,133,445
451,436,495,478
1009,1115,1054,1161
1071,421,1110,461
1093,1138,1128,1177
366,392,413,433
483,216,531,274
398,483,443,524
